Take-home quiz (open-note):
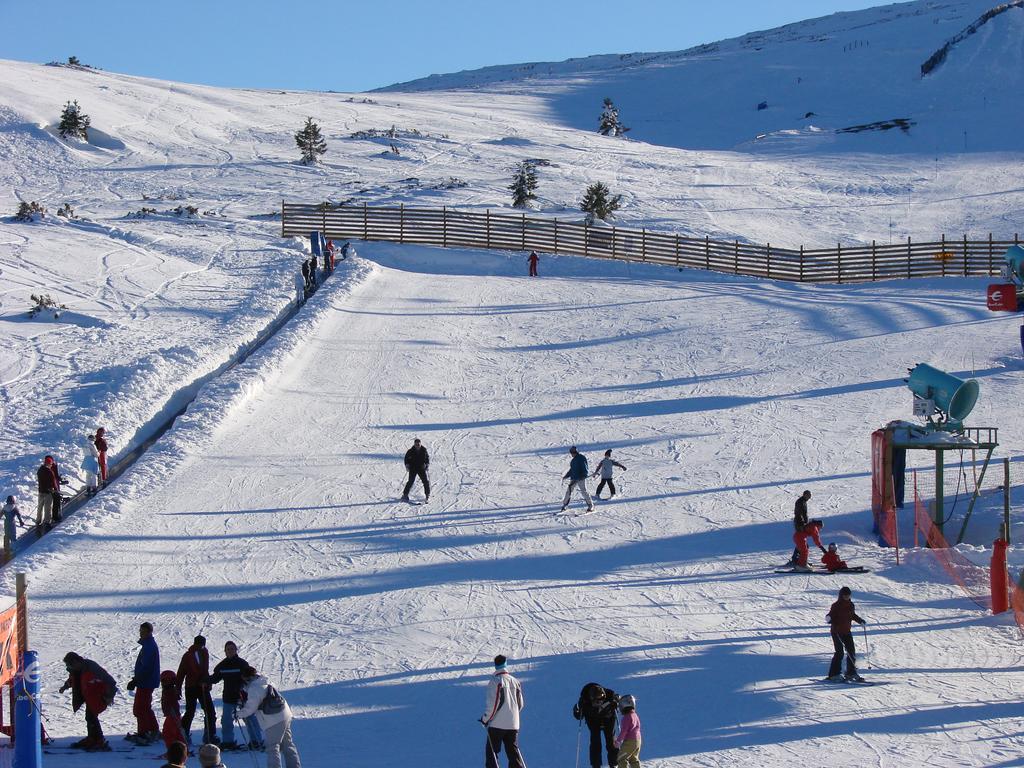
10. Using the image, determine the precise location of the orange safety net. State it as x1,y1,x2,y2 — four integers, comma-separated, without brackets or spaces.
913,475,990,610
1011,580,1024,633
872,429,898,547
0,602,17,687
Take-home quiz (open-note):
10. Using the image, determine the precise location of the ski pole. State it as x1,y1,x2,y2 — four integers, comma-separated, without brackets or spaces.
861,623,871,670
574,716,582,768
235,712,260,768
481,720,500,768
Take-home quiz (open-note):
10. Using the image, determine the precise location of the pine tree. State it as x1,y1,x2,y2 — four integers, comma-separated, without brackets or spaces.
67,56,80,66
509,161,539,208
580,182,622,221
58,100,90,141
295,117,327,164
598,98,629,137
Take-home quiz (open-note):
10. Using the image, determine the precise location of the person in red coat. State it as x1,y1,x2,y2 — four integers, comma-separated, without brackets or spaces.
60,652,117,751
94,427,109,483
792,519,825,570
821,543,848,572
160,670,188,754
527,251,539,277
176,635,218,745
826,586,866,681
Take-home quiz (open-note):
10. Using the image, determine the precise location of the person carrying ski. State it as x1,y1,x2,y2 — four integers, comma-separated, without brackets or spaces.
613,694,642,768
176,634,218,745
402,438,430,502
481,655,526,768
60,652,117,751
592,450,626,500
160,670,188,754
3,495,24,551
209,640,264,751
127,621,162,745
94,426,109,483
821,543,848,572
36,455,60,532
561,447,593,513
527,251,539,277
237,665,302,768
573,683,619,768
792,519,825,571
826,586,866,682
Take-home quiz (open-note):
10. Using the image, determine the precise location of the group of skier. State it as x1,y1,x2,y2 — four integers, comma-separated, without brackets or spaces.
298,240,352,302
480,657,642,768
58,622,300,768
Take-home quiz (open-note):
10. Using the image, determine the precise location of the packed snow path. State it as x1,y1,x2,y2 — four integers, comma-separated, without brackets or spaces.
23,246,1024,767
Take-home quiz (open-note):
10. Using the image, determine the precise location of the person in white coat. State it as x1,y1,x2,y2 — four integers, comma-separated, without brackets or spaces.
236,667,301,768
81,434,100,495
480,655,526,768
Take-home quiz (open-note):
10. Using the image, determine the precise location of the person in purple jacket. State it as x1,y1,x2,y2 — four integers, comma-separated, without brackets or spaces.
613,694,642,768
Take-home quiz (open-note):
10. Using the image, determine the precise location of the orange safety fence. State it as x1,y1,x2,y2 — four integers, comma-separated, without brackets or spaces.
913,474,990,610
1011,579,1024,633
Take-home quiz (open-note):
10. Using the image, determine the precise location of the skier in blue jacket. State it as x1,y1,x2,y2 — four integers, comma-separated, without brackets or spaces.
561,447,594,513
126,622,161,744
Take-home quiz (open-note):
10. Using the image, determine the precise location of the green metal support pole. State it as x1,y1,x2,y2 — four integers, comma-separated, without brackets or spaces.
956,445,996,544
935,450,944,540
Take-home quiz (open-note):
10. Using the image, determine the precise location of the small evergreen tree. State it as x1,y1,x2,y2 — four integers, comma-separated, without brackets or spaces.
58,100,90,141
295,117,327,164
580,182,622,221
67,56,80,66
598,98,629,137
508,161,538,208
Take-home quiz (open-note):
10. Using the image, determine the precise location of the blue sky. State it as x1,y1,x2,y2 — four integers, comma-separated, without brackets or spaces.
2,0,885,92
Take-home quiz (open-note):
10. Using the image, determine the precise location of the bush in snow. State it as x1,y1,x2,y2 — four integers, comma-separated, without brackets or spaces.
295,117,327,164
28,293,67,319
127,207,158,219
67,56,80,66
509,161,539,209
14,201,47,222
58,100,91,141
580,182,622,222
598,98,628,137
172,204,200,217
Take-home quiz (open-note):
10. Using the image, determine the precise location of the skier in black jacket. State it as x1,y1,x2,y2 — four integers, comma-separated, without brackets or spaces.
208,641,264,750
402,439,430,502
790,490,812,564
573,682,619,768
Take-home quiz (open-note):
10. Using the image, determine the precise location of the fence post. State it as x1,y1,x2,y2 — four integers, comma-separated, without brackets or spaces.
767,243,771,279
321,203,326,237
280,200,285,238
442,206,447,247
705,235,710,271
553,218,558,254
486,209,491,249
642,228,647,262
941,233,946,277
400,203,405,244
988,233,993,274
585,220,589,258
675,235,680,269
872,240,877,281
612,227,617,260
837,242,842,284
907,236,912,279
963,234,969,277
799,245,803,282
521,213,526,250
363,202,368,241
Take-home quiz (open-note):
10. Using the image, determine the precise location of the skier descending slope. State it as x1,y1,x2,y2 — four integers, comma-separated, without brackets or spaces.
825,586,867,682
561,447,594,513
592,449,626,500
401,439,430,503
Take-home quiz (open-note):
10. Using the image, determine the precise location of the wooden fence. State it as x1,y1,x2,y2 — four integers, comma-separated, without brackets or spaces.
282,202,1019,284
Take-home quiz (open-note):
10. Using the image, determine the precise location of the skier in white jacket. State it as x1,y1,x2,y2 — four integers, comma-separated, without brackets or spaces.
236,667,301,768
592,449,627,500
480,655,526,768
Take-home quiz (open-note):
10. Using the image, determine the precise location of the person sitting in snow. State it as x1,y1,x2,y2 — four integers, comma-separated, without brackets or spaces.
792,519,825,571
821,543,848,572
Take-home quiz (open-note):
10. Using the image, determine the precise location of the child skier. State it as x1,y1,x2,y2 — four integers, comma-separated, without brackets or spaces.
825,586,866,682
81,435,100,495
592,450,627,500
792,519,826,571
821,543,848,572
2,496,24,549
614,694,641,768
160,670,188,755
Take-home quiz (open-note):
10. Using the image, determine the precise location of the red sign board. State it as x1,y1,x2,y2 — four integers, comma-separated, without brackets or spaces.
987,284,1019,312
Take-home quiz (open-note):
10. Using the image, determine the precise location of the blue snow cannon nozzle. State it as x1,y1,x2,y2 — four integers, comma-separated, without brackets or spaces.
1005,244,1024,283
14,650,42,768
906,363,979,428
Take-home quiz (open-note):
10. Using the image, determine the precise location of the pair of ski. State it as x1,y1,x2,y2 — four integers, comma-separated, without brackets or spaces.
774,565,870,575
810,676,890,687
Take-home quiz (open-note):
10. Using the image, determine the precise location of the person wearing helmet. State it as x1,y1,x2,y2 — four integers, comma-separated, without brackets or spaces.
613,694,642,768
2,495,24,551
821,543,848,572
160,669,187,754
792,519,826,571
573,683,619,768
59,652,117,752
826,586,866,682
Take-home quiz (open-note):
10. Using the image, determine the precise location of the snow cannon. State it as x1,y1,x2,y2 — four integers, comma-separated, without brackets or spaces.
906,363,979,431
1005,244,1024,283
987,246,1024,312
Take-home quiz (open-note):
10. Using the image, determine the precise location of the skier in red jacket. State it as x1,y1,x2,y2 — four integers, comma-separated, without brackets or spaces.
94,427,109,483
792,519,825,571
60,652,117,751
160,670,188,754
176,635,217,745
826,586,866,681
821,543,848,572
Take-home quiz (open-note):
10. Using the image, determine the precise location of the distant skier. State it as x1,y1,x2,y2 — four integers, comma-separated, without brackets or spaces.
301,260,311,298
573,683,619,768
126,621,161,745
36,455,60,532
790,490,812,563
82,434,100,495
177,634,218,745
3,495,25,549
95,427,109,483
310,253,319,288
59,651,117,752
294,269,306,304
592,450,626,500
821,543,848,572
341,241,352,260
792,519,825,571
825,586,866,682
527,251,539,277
237,665,302,768
481,655,526,768
325,239,336,272
401,438,430,502
613,694,642,768
561,447,593,513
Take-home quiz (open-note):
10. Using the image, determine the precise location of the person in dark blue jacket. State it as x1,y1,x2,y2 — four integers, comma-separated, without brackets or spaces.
560,447,594,513
126,622,161,744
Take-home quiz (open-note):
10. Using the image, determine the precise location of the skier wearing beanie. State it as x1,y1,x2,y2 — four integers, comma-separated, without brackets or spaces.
176,635,218,745
591,450,626,500
480,655,526,768
59,652,117,751
561,447,593,513
199,743,226,767
2,495,24,550
826,586,866,682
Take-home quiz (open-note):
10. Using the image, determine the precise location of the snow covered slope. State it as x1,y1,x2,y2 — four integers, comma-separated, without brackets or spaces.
380,0,1024,153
